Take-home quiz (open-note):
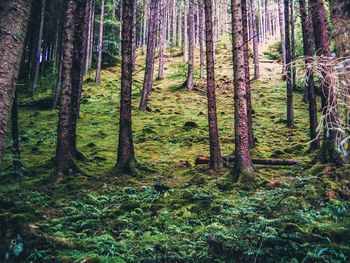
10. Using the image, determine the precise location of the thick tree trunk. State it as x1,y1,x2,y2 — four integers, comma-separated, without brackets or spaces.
284,0,294,128
185,0,195,91
242,0,255,148
95,0,105,83
70,0,88,159
199,1,205,79
204,0,222,170
183,0,188,62
231,0,254,180
310,0,342,166
115,0,137,174
56,0,75,176
31,0,46,96
0,0,32,164
277,0,286,73
139,0,159,110
11,93,21,169
299,0,320,150
250,0,260,80
158,0,166,80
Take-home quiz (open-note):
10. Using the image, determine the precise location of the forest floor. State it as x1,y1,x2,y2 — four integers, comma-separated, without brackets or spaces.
1,40,350,262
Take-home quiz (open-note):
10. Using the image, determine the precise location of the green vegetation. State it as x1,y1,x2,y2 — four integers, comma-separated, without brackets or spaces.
1,43,349,262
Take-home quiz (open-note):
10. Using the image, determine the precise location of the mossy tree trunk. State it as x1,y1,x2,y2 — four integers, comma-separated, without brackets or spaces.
204,0,222,170
0,0,32,165
115,0,137,175
231,0,254,180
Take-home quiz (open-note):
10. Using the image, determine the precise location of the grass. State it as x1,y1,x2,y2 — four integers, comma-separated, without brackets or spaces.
0,39,349,262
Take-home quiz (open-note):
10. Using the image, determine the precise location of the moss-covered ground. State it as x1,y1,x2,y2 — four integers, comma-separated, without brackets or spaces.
1,40,350,262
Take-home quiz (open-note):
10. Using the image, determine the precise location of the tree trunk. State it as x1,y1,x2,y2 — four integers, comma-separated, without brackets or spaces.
231,0,254,180
178,1,183,47
204,0,222,170
56,0,75,176
310,0,342,166
250,0,260,79
277,0,286,73
242,0,255,148
183,0,188,62
185,0,195,91
284,0,294,128
11,92,21,169
31,0,46,96
95,0,105,83
85,0,94,72
0,0,32,164
299,0,320,150
158,0,166,80
290,0,296,91
115,0,137,174
132,0,137,71
70,0,88,159
139,0,159,110
199,1,205,79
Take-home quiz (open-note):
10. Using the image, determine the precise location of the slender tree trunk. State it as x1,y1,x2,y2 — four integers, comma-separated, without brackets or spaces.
70,0,88,159
85,0,93,72
185,0,195,91
290,0,296,91
242,0,255,148
199,1,205,79
158,0,166,80
31,0,46,96
299,0,320,150
178,1,183,47
277,0,286,73
183,0,188,62
231,0,254,180
115,0,137,174
139,0,159,110
56,0,75,175
95,0,105,83
310,0,342,166
204,0,222,170
11,92,21,169
132,0,137,71
250,0,260,79
284,0,294,127
0,0,32,164
172,0,178,46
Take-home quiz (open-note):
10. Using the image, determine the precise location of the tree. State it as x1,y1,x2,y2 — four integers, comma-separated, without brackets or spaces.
11,92,21,169
113,0,137,175
95,0,105,83
204,0,222,170
284,0,294,128
158,0,166,80
183,0,188,62
199,2,205,79
0,0,32,164
231,0,254,180
139,0,159,110
310,0,342,166
250,0,260,79
184,0,195,91
277,0,286,73
299,0,319,150
56,0,75,175
31,0,46,96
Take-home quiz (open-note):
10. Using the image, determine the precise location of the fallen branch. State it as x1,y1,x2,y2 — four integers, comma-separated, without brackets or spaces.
195,155,300,166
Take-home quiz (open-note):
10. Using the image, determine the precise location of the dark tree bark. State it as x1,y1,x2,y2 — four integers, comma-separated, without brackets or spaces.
299,0,320,150
199,1,205,79
158,0,166,80
204,0,222,170
31,0,46,96
185,0,195,91
11,92,21,169
277,0,286,73
139,0,159,110
0,0,32,164
56,0,75,175
114,0,137,174
231,0,254,180
250,0,260,79
310,0,342,166
132,0,137,71
242,0,255,148
95,0,105,83
284,0,294,128
70,0,88,159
